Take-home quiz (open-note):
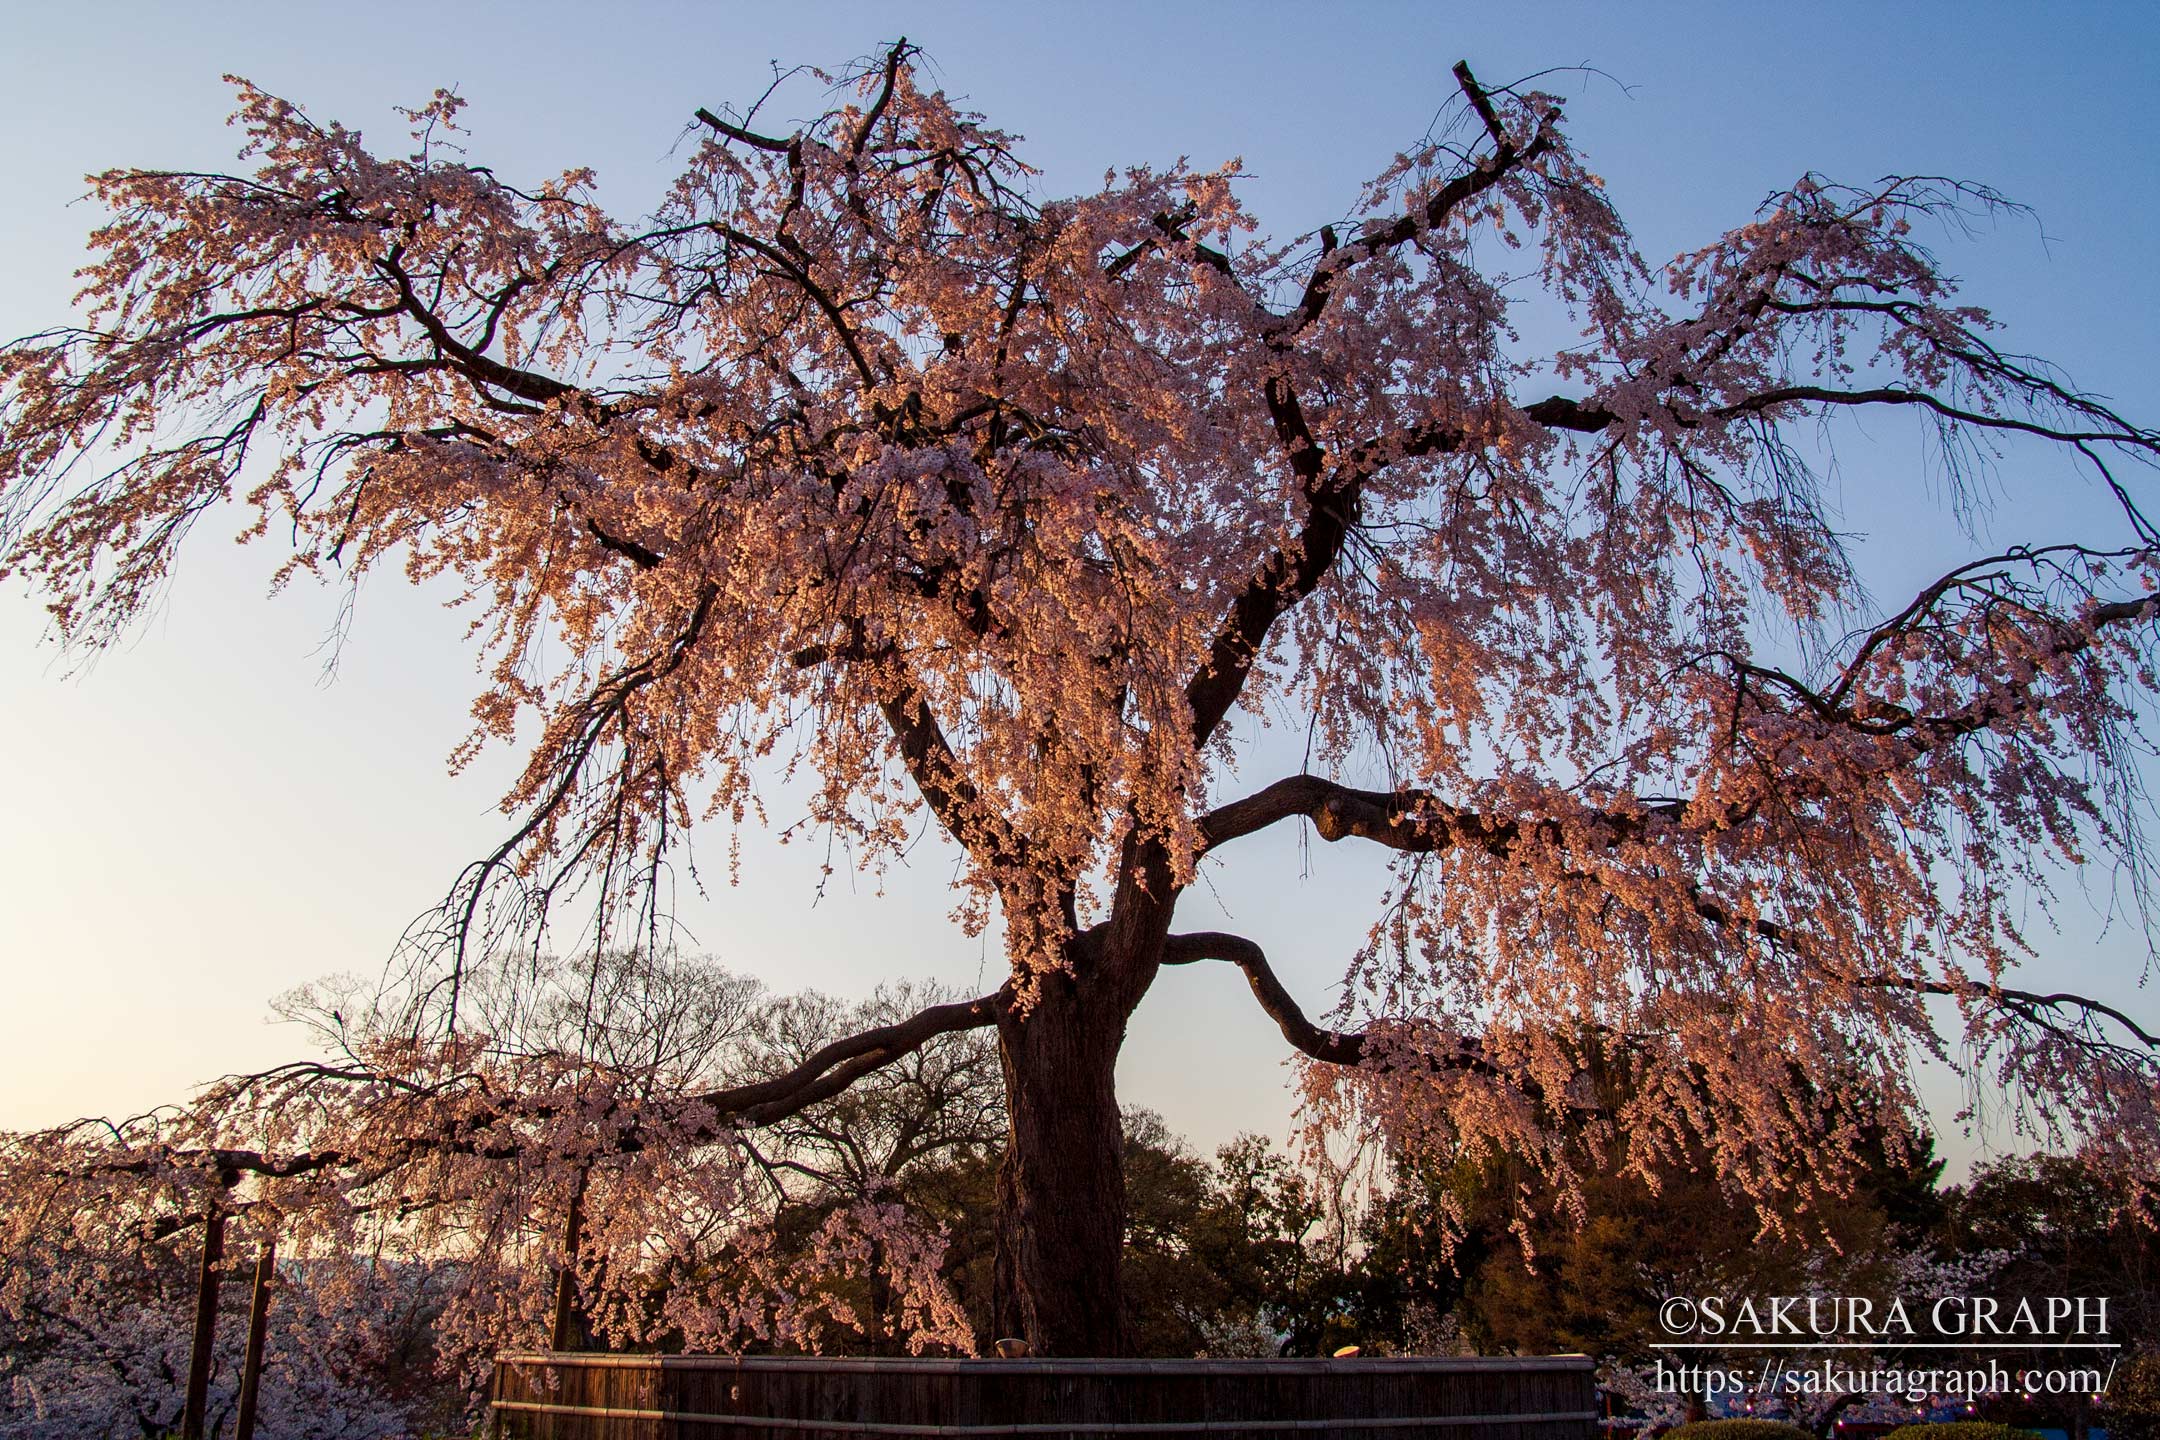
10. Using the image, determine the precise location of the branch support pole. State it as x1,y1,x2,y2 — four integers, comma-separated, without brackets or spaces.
180,1204,227,1440
234,1235,277,1440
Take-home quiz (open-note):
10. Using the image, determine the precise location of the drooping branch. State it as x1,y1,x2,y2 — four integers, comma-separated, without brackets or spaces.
1181,383,1355,747
709,987,1003,1128
1163,931,1364,1064
1517,381,2160,456
47,987,1004,1203
1856,976,2160,1058
372,250,583,409
414,581,719,1024
794,622,1038,877
1163,930,1490,1075
1509,176,2160,495
873,660,1030,871
1181,408,1484,749
1200,557,2160,866
1713,385,2160,453
1178,63,1560,749
1268,62,1554,344
1196,766,2156,1015
1162,924,2156,1192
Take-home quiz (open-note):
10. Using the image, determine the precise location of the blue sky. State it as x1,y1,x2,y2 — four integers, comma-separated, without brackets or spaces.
2,1,2157,1170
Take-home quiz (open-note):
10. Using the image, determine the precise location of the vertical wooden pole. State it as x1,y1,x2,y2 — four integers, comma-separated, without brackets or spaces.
180,1206,227,1440
233,1237,277,1440
549,1166,589,1353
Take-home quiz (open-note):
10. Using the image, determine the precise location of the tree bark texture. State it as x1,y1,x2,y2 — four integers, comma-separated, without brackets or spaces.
991,871,1170,1357
992,974,1132,1356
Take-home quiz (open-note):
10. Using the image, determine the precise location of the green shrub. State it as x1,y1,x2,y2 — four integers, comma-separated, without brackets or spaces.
2105,1351,2160,1440
1662,1421,1815,1440
1880,1424,2042,1440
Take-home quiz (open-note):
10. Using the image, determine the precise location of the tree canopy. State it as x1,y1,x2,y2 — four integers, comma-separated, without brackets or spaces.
3,41,2158,1354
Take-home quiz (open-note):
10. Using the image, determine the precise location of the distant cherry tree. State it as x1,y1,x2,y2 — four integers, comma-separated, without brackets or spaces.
0,952,978,1436
4,42,2159,1355
0,1166,445,1439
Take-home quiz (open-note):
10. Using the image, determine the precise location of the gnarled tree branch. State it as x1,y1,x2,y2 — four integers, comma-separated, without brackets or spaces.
1163,930,1490,1074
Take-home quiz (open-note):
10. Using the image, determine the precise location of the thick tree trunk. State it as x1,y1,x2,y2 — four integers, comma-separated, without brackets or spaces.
991,973,1132,1356
990,838,1174,1356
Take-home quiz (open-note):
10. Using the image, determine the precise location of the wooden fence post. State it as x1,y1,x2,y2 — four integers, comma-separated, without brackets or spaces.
179,1205,227,1440
233,1236,277,1440
550,1165,589,1352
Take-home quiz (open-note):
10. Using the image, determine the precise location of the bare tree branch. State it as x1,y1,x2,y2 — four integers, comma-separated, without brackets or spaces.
1163,930,1490,1075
